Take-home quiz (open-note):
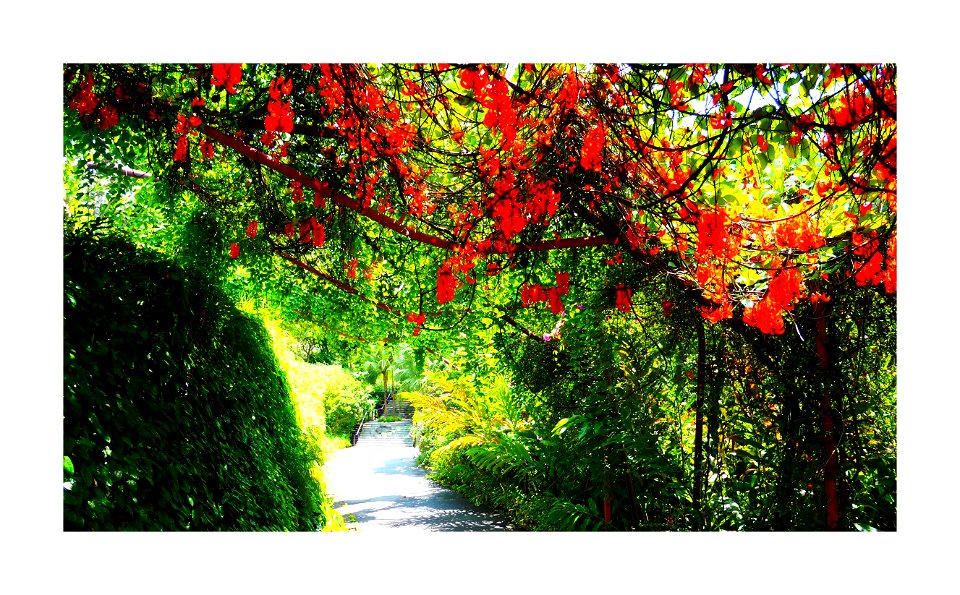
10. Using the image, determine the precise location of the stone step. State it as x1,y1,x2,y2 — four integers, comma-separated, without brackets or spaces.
355,420,414,447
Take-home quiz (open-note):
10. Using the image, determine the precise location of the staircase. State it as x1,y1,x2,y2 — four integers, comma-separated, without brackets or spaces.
387,397,414,419
355,419,414,447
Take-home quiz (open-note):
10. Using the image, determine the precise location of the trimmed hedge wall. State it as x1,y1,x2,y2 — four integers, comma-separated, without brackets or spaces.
63,231,323,530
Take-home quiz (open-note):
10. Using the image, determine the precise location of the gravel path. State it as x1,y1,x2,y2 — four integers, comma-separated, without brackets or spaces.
322,423,513,531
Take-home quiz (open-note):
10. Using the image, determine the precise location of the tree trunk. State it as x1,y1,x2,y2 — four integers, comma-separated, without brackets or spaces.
693,318,706,529
382,370,389,418
814,301,840,530
603,444,611,528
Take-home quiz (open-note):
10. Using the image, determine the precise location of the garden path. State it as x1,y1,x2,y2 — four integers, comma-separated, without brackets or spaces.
322,420,513,531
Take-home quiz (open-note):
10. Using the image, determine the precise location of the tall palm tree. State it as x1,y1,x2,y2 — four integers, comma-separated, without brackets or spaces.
361,343,422,417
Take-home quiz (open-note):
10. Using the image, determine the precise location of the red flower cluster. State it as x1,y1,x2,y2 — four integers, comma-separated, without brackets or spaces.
173,136,189,162
211,64,242,94
98,105,119,130
69,71,121,130
437,263,457,304
700,300,732,323
520,272,571,315
851,231,892,291
754,64,774,85
526,180,561,223
556,70,581,112
615,285,632,313
743,267,805,334
774,213,825,252
246,220,258,238
173,113,199,162
197,139,214,160
229,242,240,259
296,217,324,247
688,64,712,85
580,122,606,172
662,299,673,318
265,76,294,133
492,197,526,240
461,65,518,143
709,104,736,129
407,311,426,336
69,71,99,116
695,208,739,262
291,181,304,203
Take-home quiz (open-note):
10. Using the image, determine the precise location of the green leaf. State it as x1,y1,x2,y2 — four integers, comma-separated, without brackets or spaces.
63,455,75,476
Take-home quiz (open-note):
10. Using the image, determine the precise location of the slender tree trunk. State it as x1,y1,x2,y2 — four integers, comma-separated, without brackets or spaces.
693,318,706,529
814,301,840,530
382,370,389,418
603,444,612,528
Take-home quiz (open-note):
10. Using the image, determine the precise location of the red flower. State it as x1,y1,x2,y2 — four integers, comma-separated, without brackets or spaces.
229,242,240,259
709,104,736,130
756,134,768,152
700,301,732,324
69,71,99,116
211,64,242,94
347,258,358,280
311,219,325,247
615,285,632,313
491,197,526,240
754,64,773,85
97,105,119,130
437,264,457,304
547,287,564,314
199,139,215,159
265,99,294,133
556,271,570,295
580,122,605,172
662,300,673,318
246,221,258,238
290,181,304,203
173,135,189,162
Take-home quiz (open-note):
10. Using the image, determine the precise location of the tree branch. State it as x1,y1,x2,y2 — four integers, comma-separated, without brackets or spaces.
201,124,617,255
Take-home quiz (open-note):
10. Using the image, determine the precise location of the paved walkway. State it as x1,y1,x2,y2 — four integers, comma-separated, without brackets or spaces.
322,421,513,531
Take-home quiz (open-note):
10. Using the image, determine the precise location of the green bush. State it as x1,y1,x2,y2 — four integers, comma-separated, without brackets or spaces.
63,230,324,530
317,365,373,437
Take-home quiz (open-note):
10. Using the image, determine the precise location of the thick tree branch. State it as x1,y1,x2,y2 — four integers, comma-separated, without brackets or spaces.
277,252,405,317
201,124,617,255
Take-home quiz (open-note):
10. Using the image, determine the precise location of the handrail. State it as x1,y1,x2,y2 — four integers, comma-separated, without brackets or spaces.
354,391,393,445
351,410,369,446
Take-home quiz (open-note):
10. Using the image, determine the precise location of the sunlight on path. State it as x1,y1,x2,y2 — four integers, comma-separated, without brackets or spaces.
322,422,513,531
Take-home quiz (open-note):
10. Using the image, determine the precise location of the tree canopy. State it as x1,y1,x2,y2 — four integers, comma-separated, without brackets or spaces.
63,63,895,347
60,62,901,539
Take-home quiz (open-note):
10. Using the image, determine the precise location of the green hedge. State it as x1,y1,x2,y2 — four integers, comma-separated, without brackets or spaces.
63,231,323,530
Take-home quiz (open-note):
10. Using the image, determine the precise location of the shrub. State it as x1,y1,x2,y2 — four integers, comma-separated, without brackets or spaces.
64,230,324,530
317,365,373,437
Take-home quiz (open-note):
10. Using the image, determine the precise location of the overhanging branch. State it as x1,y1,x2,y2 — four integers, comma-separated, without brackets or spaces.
200,124,617,254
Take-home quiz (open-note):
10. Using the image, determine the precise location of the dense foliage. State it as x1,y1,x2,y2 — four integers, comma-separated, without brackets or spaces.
63,62,895,531
408,270,895,530
63,231,325,530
